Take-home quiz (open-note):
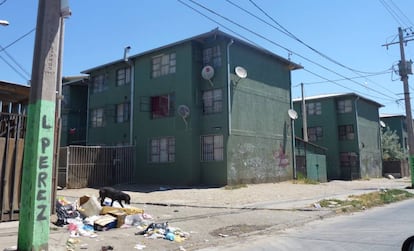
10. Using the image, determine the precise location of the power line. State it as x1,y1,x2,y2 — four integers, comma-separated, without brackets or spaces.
296,71,391,86
0,45,31,78
0,54,28,81
181,0,398,102
379,0,407,27
388,0,414,27
0,0,7,6
0,28,35,52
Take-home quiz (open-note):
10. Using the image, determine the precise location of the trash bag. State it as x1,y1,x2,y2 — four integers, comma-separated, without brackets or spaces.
56,200,80,227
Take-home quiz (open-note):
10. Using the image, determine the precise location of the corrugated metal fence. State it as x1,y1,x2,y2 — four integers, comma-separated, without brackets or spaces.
58,145,135,188
0,104,26,222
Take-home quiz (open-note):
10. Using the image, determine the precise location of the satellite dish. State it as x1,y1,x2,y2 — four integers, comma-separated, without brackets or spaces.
177,105,190,118
288,109,298,120
201,65,214,87
380,120,386,128
178,105,190,129
235,66,247,79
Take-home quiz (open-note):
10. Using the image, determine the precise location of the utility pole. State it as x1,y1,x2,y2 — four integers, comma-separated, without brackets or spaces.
383,27,414,187
17,0,65,250
301,83,308,142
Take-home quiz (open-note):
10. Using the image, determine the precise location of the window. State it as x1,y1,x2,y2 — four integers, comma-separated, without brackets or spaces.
151,53,176,78
306,102,321,115
202,89,223,114
338,125,355,140
91,108,105,127
149,137,175,163
116,67,131,86
308,126,323,141
91,74,106,93
151,94,175,119
337,99,353,113
340,152,358,167
201,135,224,161
116,103,130,123
203,45,221,67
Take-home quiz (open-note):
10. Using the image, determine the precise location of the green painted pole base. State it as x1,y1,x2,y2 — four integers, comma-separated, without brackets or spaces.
410,155,414,188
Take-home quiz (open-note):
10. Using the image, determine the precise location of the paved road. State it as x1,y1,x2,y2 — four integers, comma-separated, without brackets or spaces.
203,199,414,251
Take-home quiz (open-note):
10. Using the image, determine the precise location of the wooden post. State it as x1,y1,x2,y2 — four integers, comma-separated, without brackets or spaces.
17,0,61,250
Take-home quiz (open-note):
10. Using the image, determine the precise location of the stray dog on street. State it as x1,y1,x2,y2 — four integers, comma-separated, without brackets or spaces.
98,187,131,208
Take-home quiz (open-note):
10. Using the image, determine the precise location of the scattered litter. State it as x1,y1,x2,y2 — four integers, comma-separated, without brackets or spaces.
134,244,147,250
179,246,187,251
218,233,229,237
313,203,321,208
101,245,114,251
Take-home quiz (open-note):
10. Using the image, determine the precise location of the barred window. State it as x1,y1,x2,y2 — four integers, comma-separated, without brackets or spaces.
308,126,323,141
306,102,322,115
152,53,176,78
202,89,223,114
203,45,221,67
340,152,358,167
337,99,353,113
201,135,223,161
116,67,131,86
151,93,175,119
338,125,355,140
149,137,175,163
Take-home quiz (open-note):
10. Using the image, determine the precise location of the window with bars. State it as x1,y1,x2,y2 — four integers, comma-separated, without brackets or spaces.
116,67,131,86
201,135,224,161
115,102,130,123
151,53,176,78
91,108,105,127
338,125,355,140
306,102,322,115
149,137,175,163
340,152,358,167
91,74,106,93
202,88,223,114
203,45,221,67
337,99,353,113
151,93,175,119
307,126,323,141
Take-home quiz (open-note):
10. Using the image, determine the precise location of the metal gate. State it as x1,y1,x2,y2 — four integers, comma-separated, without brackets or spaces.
0,104,26,222
59,145,135,188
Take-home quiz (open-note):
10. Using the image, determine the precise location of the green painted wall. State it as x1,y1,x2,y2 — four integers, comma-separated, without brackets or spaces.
227,43,293,184
293,94,382,180
88,65,132,146
356,98,382,178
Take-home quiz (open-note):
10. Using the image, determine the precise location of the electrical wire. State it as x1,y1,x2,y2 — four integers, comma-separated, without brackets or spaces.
379,0,407,27
0,28,35,52
0,0,7,6
388,0,414,27
181,0,398,102
0,45,31,78
0,54,28,81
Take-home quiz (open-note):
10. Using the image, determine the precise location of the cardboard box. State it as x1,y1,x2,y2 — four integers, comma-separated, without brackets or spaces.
78,195,102,217
94,215,116,231
107,210,127,228
101,206,144,215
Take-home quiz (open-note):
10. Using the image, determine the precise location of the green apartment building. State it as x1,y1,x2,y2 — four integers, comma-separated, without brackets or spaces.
293,93,383,180
380,114,409,156
82,29,301,186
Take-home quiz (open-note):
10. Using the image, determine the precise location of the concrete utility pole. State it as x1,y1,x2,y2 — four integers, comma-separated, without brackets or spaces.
301,83,308,142
17,0,63,250
383,27,414,187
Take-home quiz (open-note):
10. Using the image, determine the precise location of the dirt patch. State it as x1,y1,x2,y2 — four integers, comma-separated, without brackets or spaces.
210,224,272,237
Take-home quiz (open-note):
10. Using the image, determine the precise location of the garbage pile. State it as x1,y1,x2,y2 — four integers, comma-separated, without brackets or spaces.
55,195,190,245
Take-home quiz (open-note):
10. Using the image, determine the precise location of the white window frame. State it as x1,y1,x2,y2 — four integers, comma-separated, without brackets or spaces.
116,67,131,86
337,99,353,113
203,45,221,67
91,74,106,93
116,102,130,123
202,88,223,114
149,137,175,163
307,102,322,115
152,53,176,78
91,108,104,128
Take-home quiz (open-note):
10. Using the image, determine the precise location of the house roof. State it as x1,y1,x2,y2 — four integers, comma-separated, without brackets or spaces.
292,92,384,108
82,28,303,74
0,80,30,103
62,75,89,86
380,113,405,118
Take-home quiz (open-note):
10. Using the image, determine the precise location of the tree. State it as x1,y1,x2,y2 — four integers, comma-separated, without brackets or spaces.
381,126,405,160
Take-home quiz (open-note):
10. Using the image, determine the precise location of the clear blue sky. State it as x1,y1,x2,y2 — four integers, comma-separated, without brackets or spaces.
1,0,414,115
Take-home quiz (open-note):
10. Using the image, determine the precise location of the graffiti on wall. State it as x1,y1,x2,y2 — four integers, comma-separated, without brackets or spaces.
273,143,289,169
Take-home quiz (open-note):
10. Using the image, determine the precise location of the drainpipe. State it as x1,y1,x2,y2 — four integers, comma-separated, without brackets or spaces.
227,39,234,136
86,78,90,145
354,96,361,179
124,46,134,146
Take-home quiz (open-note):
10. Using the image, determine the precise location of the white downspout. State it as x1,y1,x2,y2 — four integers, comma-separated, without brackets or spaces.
227,39,234,136
129,62,134,145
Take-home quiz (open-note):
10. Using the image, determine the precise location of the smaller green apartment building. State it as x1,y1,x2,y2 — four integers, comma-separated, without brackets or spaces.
380,114,409,157
293,93,383,180
81,29,301,186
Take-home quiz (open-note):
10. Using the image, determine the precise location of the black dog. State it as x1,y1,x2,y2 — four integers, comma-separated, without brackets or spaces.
98,187,131,208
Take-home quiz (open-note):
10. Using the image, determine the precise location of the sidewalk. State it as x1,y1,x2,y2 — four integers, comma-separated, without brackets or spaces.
0,177,411,251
